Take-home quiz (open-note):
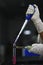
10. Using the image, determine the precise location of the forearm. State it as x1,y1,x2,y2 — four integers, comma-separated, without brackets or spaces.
40,32,43,40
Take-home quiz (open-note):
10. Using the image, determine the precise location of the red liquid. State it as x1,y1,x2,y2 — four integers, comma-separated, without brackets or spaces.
12,56,16,65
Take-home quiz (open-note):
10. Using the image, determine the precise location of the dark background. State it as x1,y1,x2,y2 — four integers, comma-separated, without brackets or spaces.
0,0,43,65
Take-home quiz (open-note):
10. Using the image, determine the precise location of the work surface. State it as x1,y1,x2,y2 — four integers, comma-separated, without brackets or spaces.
17,56,43,64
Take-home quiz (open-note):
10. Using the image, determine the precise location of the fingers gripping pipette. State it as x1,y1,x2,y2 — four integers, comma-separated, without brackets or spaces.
13,5,35,47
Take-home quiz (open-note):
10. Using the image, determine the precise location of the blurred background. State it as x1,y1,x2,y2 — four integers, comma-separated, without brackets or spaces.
0,0,43,65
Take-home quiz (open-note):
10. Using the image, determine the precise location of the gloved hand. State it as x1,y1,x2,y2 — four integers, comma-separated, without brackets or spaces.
29,43,43,56
26,4,40,21
26,4,43,34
